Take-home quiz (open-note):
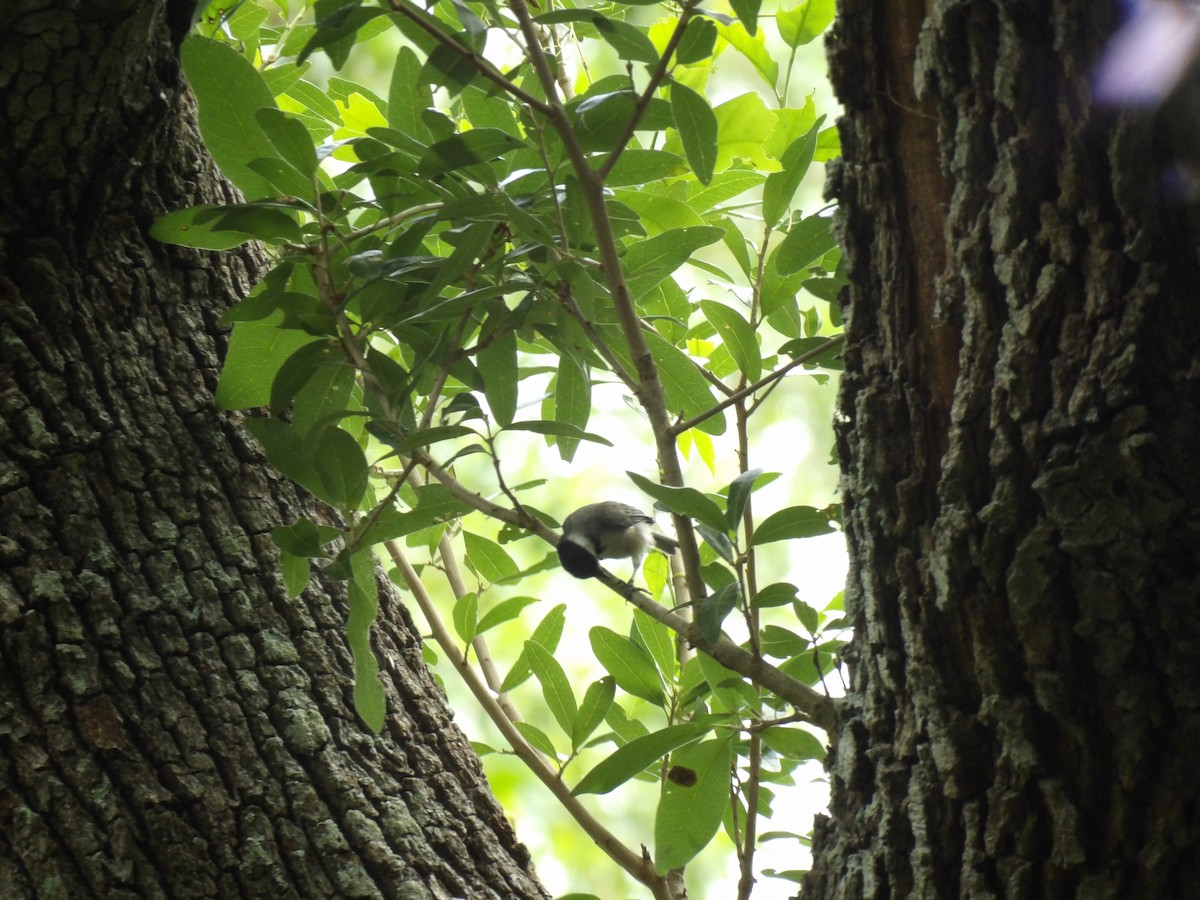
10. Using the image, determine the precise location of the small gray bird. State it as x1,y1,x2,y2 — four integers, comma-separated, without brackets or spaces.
557,501,680,585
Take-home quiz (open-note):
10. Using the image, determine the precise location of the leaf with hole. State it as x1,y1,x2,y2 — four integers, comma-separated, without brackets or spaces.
654,736,734,871
572,722,710,795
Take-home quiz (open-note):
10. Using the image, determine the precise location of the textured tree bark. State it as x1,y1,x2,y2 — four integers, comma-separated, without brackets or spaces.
808,1,1200,897
0,3,547,898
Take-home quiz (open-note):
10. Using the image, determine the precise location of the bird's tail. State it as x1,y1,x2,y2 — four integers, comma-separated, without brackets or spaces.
653,533,680,554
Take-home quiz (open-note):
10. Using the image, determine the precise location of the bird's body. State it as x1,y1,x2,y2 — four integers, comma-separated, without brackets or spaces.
557,501,679,583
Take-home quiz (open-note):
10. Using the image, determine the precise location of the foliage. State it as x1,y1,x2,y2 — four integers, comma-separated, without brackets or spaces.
163,0,845,895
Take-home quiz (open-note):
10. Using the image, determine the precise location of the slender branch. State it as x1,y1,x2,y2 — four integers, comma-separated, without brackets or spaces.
508,0,708,609
412,448,553,537
409,450,835,727
385,0,553,115
670,335,845,436
736,731,762,900
597,570,838,732
386,541,675,898
558,291,639,392
595,4,699,181
341,201,443,244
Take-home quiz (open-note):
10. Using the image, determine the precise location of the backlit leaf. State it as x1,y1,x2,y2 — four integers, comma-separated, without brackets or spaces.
670,83,718,185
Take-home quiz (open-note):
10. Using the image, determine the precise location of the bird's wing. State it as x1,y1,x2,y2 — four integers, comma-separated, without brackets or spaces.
603,503,652,528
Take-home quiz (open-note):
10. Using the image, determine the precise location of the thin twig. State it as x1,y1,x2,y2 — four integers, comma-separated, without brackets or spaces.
670,335,844,436
385,0,553,115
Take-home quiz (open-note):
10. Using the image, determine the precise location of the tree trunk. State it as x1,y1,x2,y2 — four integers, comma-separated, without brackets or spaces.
0,4,547,898
808,1,1200,897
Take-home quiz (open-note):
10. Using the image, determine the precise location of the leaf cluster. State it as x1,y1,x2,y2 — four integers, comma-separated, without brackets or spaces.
165,0,845,894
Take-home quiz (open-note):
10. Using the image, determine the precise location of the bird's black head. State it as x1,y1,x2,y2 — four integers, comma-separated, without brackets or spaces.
557,538,600,579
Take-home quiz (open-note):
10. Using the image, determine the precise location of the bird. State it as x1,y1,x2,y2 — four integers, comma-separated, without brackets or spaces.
556,501,680,587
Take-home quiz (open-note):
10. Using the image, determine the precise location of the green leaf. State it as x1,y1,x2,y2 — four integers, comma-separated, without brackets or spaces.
387,45,432,142
527,641,578,738
654,736,734,871
348,548,386,732
590,626,664,705
573,677,616,751
181,36,312,199
206,204,305,243
642,330,726,435
501,603,567,692
697,652,753,714
762,624,809,657
762,117,823,229
778,0,837,48
417,128,526,178
670,83,718,185
623,226,724,297
151,205,260,250
594,15,660,63
725,467,767,531
604,149,688,187
696,582,740,643
712,92,777,172
291,359,357,436
280,550,310,598
453,591,479,644
477,328,517,427
552,353,591,462
688,170,766,212
572,722,710,795
514,721,559,759
714,22,777,88
271,520,342,559
476,596,539,635
675,16,717,65
298,0,386,68
761,726,825,761
419,43,479,96
314,426,369,509
256,107,319,178
751,582,800,609
774,213,837,275
627,472,726,532
794,599,821,633
502,420,612,447
697,523,735,564
270,340,334,419
633,609,677,682
287,79,342,124
463,531,521,584
727,0,762,34
534,10,659,63
242,418,322,500
413,221,497,307
358,484,472,546
750,505,836,545
700,300,761,382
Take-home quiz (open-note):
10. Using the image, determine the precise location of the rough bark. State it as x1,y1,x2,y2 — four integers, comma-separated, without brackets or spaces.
0,3,547,898
808,1,1200,897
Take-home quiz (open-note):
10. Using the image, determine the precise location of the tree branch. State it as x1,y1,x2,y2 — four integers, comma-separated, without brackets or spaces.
385,541,678,898
670,335,845,436
385,0,553,115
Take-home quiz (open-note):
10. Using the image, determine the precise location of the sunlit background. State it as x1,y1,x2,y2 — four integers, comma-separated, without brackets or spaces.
285,4,847,896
